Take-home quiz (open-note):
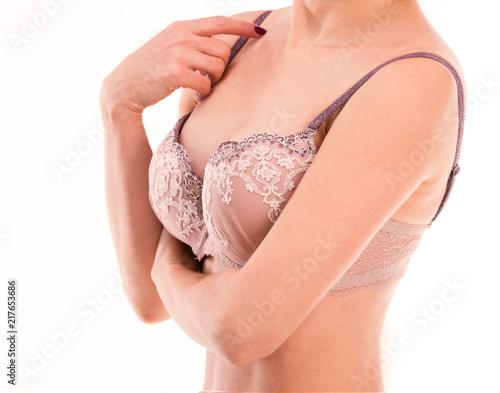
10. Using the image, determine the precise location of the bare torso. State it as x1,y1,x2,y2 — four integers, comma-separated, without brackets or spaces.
176,5,464,392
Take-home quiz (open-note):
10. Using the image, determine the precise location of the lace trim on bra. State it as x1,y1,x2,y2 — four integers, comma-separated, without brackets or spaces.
157,125,204,217
326,221,428,296
206,127,318,166
173,111,318,177
199,216,430,296
382,217,432,234
149,129,205,238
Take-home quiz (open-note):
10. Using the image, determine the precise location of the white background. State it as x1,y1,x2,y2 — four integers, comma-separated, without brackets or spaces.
0,0,498,392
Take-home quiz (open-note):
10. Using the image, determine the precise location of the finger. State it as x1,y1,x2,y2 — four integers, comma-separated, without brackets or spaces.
192,35,232,65
183,50,227,85
187,36,232,85
195,69,216,88
181,69,212,98
186,15,267,38
194,70,211,102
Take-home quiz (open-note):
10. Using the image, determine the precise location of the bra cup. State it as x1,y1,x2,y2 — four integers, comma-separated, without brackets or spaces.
202,141,314,268
148,130,205,251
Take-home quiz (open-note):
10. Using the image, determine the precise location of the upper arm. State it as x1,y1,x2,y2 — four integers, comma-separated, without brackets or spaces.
218,57,459,365
177,9,268,117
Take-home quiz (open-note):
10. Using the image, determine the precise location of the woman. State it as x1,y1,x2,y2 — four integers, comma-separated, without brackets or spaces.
100,0,466,391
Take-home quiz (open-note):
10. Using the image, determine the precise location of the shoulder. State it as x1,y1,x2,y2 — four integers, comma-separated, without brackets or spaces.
336,52,461,117
178,9,274,116
327,50,464,180
353,13,468,111
373,53,461,106
379,37,468,105
339,48,465,131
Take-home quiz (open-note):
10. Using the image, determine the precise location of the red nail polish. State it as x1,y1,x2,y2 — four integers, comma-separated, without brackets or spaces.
254,25,267,35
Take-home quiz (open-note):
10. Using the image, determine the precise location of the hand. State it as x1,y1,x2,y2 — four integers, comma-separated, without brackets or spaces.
100,15,267,117
151,228,201,283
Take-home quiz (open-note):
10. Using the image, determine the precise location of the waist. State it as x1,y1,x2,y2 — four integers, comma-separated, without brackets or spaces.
202,288,393,392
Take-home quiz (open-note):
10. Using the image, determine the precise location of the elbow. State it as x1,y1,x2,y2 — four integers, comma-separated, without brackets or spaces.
134,307,171,325
121,283,172,324
137,313,166,325
216,332,254,367
215,313,276,367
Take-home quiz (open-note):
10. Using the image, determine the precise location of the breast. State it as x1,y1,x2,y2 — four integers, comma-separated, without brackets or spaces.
149,124,430,297
199,132,318,267
148,128,206,252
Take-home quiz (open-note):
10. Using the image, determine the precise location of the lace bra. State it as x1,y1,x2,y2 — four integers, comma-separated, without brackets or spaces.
148,10,465,296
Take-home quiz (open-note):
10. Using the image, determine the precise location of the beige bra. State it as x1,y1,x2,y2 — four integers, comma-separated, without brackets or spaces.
148,10,465,296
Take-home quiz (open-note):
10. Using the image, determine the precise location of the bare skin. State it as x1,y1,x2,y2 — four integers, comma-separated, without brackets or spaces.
177,3,465,392
101,0,466,391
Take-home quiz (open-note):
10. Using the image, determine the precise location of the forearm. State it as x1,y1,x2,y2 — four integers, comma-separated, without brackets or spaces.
152,262,240,357
102,99,169,323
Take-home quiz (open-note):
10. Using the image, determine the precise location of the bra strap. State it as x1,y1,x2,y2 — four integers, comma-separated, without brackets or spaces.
226,10,273,67
306,51,465,224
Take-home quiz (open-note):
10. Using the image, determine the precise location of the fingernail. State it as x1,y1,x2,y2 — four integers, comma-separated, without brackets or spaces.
254,25,267,36
193,91,202,102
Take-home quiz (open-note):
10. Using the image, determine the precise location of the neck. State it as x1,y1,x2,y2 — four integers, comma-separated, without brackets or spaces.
284,0,420,50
